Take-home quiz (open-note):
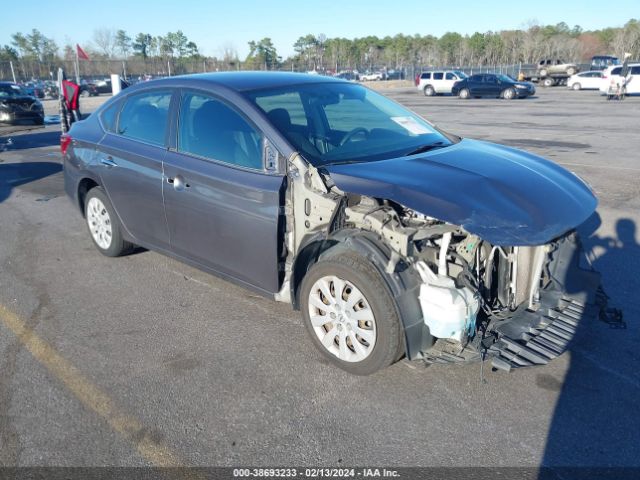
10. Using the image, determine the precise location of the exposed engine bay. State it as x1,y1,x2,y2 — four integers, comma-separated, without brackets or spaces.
277,153,624,371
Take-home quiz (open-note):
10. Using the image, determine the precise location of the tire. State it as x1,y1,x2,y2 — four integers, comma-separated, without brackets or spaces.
503,88,516,100
543,77,555,87
423,85,435,96
567,67,576,76
459,88,470,99
539,69,548,77
81,90,90,98
300,250,404,375
84,187,132,257
572,82,581,91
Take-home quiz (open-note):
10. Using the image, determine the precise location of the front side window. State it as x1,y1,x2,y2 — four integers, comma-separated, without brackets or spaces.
445,72,456,80
118,90,171,146
178,93,262,170
247,82,454,167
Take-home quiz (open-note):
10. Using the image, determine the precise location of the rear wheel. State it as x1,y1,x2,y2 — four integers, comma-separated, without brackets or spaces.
84,187,132,257
572,82,581,91
543,77,555,87
300,251,404,375
81,90,90,98
539,69,548,77
423,85,435,96
459,88,470,99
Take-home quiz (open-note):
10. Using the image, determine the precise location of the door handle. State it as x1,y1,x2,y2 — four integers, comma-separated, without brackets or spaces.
100,156,117,168
167,174,190,191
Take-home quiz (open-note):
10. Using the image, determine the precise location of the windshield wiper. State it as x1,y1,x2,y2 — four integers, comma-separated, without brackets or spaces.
404,141,448,156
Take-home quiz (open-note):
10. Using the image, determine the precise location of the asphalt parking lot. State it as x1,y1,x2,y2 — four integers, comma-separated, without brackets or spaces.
0,87,639,470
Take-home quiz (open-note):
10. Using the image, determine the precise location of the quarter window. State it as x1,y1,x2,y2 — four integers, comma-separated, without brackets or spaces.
177,93,263,170
421,73,431,79
101,100,121,133
118,90,171,145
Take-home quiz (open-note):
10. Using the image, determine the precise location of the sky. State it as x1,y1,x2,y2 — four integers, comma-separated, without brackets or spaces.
0,0,636,59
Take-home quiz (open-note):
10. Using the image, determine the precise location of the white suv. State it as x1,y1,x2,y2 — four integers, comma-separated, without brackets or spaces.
599,63,640,95
415,70,467,96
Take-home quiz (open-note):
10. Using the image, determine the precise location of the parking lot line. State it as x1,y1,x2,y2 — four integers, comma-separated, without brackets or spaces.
0,303,182,467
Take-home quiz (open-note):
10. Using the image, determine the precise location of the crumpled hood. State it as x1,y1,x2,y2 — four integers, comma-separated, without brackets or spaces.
324,138,597,246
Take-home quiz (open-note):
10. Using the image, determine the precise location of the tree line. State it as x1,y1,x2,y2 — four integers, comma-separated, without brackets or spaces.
1,20,639,80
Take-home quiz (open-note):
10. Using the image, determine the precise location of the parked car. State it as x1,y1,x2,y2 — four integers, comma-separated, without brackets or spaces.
451,73,535,99
20,83,45,99
567,71,604,90
599,63,640,96
538,59,579,77
63,72,613,375
0,81,45,125
360,71,384,81
80,83,99,97
334,71,359,81
415,70,467,96
591,55,619,71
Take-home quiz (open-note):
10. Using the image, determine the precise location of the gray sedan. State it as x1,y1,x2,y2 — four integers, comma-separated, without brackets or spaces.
62,72,614,375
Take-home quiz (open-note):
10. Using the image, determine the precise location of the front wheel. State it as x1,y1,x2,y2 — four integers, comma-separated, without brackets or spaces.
81,90,90,98
567,67,576,76
572,82,581,91
300,251,404,375
84,187,133,257
459,88,470,99
503,88,516,100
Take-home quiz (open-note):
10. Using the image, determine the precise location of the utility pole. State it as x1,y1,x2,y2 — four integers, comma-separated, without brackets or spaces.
9,60,17,83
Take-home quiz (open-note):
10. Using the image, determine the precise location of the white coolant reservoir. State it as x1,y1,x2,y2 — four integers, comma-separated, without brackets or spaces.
415,262,479,342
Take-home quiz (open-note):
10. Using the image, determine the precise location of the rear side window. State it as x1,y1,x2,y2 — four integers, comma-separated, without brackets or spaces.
118,90,172,146
177,92,262,170
433,72,443,80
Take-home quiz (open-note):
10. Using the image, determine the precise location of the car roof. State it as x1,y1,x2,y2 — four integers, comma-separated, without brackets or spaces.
136,71,346,92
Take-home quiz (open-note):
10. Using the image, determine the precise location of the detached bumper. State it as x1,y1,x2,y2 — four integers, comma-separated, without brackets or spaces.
489,287,622,371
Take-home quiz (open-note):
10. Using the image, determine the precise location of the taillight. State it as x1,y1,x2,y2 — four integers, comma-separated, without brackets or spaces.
602,75,608,79
60,134,72,155
415,74,420,86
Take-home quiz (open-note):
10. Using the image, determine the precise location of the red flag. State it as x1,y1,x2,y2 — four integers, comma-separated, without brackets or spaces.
76,44,90,61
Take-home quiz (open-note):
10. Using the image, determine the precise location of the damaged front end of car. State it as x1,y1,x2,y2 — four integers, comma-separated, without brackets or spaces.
275,140,623,372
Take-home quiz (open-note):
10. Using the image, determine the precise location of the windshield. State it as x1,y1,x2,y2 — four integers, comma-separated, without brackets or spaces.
498,74,515,83
453,71,467,79
0,84,24,98
247,82,454,166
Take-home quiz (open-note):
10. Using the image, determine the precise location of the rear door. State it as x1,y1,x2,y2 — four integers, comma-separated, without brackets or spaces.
431,72,444,92
97,89,174,249
162,90,285,293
